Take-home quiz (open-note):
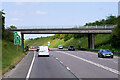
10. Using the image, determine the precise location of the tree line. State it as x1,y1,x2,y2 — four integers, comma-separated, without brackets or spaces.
1,10,17,42
85,15,118,26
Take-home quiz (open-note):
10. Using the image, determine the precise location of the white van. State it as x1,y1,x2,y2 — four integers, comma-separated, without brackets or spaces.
38,46,49,57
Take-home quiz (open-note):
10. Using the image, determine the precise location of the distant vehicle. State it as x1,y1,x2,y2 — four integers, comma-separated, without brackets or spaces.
68,46,75,51
38,46,49,57
29,46,37,51
30,46,34,49
36,46,39,52
98,49,113,58
58,45,63,49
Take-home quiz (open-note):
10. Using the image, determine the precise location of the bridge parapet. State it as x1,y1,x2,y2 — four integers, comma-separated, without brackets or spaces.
79,25,116,29
8,25,116,29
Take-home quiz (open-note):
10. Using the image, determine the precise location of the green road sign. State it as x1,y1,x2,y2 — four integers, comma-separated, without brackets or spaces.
14,32,21,45
48,41,50,46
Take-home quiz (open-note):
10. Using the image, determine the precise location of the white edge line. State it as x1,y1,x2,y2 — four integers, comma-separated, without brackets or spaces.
26,51,35,79
59,51,120,75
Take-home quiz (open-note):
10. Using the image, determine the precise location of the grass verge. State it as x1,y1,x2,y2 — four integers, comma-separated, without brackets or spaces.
2,40,25,75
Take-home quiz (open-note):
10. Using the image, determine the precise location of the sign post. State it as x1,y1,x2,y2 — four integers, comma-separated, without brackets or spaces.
48,41,50,46
14,32,21,52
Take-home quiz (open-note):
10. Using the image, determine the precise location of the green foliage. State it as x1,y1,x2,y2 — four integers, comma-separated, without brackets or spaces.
2,25,17,43
105,15,117,25
24,45,29,52
51,34,60,40
2,29,14,42
85,15,118,26
7,25,17,30
1,10,17,42
63,34,73,41
73,34,87,39
1,11,17,43
2,40,23,74
24,37,52,47
110,16,120,48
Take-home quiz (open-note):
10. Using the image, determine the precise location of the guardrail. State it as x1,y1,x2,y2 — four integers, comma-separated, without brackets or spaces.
6,25,116,29
78,25,116,29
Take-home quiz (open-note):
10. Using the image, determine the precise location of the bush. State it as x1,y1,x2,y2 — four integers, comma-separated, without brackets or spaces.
63,34,73,41
110,16,120,48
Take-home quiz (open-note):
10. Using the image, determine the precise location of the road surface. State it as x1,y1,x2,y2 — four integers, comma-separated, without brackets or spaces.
2,49,120,80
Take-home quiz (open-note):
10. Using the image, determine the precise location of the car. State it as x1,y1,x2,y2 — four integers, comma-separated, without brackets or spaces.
68,46,75,51
36,46,39,52
58,45,63,49
98,49,113,58
38,46,49,57
29,46,36,51
30,46,34,49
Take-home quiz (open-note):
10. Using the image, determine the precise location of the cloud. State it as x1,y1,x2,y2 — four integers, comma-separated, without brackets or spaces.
11,18,19,21
36,10,47,15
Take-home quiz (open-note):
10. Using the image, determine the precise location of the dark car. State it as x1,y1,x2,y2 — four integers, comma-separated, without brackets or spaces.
36,46,39,52
68,46,75,51
98,49,113,58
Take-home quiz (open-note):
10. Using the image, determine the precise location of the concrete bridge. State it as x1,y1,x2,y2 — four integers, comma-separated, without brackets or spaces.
10,25,115,52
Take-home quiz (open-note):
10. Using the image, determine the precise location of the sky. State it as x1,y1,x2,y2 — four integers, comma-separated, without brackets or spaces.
1,2,118,39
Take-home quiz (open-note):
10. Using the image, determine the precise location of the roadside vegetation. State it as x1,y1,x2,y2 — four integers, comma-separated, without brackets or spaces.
2,40,23,75
1,11,24,75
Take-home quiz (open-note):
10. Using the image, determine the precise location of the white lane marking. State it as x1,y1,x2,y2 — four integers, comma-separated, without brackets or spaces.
58,51,120,75
66,67,71,71
56,58,58,60
26,51,36,79
60,61,63,64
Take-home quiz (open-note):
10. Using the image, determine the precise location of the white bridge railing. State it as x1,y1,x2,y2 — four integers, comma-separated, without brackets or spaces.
78,25,116,29
6,25,116,29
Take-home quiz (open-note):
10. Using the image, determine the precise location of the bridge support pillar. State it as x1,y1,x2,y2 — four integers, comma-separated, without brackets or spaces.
88,34,94,49
21,33,24,53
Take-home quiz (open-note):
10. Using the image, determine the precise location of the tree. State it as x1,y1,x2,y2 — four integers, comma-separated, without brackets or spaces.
105,15,117,25
100,19,105,26
7,25,17,30
110,16,120,48
84,15,117,26
0,10,5,39
1,10,5,32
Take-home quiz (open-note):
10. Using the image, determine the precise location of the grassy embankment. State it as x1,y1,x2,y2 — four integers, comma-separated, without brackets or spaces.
2,40,24,75
25,34,120,56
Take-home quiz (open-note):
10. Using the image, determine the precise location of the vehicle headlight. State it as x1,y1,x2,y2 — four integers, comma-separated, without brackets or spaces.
103,53,105,55
111,53,113,55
